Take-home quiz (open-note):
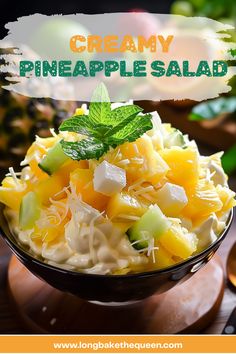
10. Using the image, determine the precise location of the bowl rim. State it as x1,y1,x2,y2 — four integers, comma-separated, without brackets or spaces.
0,205,234,279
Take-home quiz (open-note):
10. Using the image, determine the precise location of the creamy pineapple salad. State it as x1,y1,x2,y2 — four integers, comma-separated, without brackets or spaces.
0,87,235,275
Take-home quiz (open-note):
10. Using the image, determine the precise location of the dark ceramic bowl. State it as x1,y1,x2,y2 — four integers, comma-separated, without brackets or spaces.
0,203,234,303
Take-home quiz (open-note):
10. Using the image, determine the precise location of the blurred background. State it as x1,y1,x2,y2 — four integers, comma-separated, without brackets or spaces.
0,0,235,179
0,0,236,335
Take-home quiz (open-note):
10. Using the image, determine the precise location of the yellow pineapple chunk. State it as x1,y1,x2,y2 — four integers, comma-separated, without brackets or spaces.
31,225,60,244
150,244,176,270
26,137,58,180
31,198,69,242
35,159,86,206
106,192,147,221
36,174,65,205
110,135,169,185
148,152,170,185
216,185,236,217
0,177,29,210
26,135,84,181
112,221,133,233
159,224,197,259
38,217,68,243
42,227,60,243
75,107,85,115
29,159,48,181
159,147,199,188
27,137,58,158
107,193,147,233
56,160,86,185
70,168,109,211
31,225,56,243
36,136,59,149
183,180,223,220
131,135,169,184
2,177,19,189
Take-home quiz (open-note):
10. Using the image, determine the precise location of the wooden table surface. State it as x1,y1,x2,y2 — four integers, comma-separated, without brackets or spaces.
0,166,235,334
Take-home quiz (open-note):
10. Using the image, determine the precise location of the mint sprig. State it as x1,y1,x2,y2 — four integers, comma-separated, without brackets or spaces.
59,83,153,161
89,83,111,124
61,137,108,160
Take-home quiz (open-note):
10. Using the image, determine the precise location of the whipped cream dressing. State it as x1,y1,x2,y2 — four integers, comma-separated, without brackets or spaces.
4,109,234,275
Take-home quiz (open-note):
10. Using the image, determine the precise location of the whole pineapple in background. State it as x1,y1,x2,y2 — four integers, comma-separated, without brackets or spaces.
0,51,77,177
0,85,77,175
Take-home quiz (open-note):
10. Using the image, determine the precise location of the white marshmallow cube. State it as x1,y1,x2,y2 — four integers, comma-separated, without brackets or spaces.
93,161,126,196
156,182,188,216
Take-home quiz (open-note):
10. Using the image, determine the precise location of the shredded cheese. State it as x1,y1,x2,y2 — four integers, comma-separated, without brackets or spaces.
133,143,140,155
128,178,145,191
5,171,22,177
117,159,130,166
8,167,20,187
133,185,154,195
130,157,144,164
116,214,140,221
49,128,58,137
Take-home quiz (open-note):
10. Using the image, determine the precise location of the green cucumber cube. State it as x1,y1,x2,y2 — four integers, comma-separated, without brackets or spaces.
127,205,170,250
38,141,69,175
19,191,41,230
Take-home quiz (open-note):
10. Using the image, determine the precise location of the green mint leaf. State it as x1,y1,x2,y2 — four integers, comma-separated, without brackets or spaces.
189,97,236,121
89,83,111,124
101,104,142,125
104,105,143,134
61,138,109,161
106,113,153,146
59,115,95,136
92,123,114,138
59,84,154,162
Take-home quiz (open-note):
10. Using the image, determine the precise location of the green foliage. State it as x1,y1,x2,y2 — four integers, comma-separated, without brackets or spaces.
189,97,236,121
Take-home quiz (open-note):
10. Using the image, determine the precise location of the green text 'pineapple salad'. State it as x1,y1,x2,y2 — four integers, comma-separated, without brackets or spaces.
0,84,235,275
